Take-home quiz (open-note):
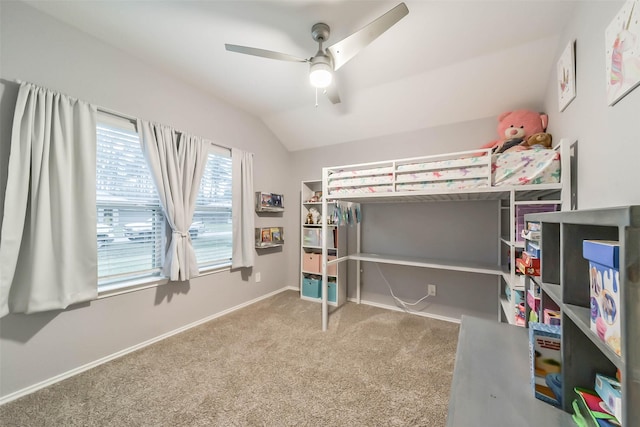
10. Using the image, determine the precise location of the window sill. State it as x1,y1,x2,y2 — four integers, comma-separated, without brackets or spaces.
97,262,231,299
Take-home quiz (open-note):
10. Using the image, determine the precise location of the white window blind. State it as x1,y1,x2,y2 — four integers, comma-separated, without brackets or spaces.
193,146,233,268
96,113,164,286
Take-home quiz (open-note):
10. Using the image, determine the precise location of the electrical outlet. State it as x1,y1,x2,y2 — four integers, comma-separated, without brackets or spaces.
427,284,436,296
255,272,261,283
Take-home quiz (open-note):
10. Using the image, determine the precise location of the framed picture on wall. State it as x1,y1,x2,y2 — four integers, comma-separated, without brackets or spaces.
557,40,576,112
605,0,640,106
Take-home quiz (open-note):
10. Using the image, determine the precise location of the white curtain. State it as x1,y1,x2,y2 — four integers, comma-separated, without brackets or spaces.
139,121,209,281
0,82,97,317
231,148,254,268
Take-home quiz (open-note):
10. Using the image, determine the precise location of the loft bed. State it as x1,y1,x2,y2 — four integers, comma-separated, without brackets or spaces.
317,139,576,331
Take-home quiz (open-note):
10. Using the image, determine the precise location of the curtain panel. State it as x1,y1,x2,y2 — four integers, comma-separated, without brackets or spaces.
231,148,255,268
139,121,209,281
0,82,98,317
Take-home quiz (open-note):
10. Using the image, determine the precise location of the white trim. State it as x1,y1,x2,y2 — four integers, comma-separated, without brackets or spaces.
0,287,290,406
347,297,461,325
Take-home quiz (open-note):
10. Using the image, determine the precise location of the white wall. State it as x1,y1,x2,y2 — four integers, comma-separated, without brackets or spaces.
0,1,295,400
543,1,640,208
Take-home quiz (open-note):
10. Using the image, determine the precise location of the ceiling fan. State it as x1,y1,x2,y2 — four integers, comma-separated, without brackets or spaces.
225,2,409,105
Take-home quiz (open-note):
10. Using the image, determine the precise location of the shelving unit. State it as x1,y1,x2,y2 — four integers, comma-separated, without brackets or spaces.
499,197,562,326
525,206,639,425
447,316,574,426
300,180,346,306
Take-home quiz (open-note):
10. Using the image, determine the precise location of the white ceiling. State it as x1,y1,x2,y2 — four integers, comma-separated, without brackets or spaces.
24,0,579,151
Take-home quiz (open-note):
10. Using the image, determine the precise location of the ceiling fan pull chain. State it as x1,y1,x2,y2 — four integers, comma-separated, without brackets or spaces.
315,87,319,108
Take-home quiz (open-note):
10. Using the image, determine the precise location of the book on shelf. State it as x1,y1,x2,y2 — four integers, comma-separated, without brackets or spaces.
261,228,272,243
271,227,283,243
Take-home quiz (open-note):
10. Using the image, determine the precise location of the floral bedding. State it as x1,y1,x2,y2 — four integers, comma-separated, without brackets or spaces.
327,148,560,195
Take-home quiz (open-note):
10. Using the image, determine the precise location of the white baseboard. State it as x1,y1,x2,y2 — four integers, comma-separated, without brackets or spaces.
348,297,461,324
0,286,292,406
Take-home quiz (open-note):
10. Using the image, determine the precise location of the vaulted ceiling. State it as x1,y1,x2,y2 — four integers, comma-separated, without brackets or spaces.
25,1,579,151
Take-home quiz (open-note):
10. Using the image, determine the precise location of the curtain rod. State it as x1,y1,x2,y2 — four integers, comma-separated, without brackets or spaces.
14,79,231,151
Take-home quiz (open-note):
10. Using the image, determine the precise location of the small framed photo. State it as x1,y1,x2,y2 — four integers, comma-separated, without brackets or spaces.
557,40,576,112
261,229,272,243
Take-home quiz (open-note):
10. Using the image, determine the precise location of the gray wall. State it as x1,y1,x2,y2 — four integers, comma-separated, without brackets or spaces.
290,118,503,321
0,1,295,400
543,1,640,208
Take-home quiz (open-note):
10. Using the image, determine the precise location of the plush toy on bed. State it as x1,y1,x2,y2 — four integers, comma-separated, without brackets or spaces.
480,109,549,154
523,132,553,149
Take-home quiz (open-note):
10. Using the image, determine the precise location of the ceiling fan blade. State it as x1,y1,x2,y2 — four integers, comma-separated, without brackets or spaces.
225,44,309,63
327,2,409,71
324,83,341,104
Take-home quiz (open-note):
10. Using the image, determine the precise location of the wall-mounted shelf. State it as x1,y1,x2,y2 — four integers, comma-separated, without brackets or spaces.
255,227,284,248
255,191,284,212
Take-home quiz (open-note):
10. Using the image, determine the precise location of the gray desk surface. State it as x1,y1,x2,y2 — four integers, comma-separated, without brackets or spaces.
446,316,574,426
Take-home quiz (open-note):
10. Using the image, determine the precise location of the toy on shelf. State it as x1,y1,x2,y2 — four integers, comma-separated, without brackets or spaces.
584,240,621,356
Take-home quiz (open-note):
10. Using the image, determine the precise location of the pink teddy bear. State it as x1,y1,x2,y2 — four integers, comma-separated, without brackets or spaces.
480,109,549,154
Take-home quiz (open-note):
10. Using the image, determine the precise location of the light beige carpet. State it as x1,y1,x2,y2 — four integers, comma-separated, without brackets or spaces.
0,290,460,426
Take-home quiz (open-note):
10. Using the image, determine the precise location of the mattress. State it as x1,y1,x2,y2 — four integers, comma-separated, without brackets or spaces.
327,148,560,195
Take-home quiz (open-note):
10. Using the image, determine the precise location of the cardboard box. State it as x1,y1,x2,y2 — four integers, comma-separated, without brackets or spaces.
583,240,621,356
527,289,541,313
522,251,540,269
543,309,561,326
594,374,622,422
526,240,541,258
516,257,540,276
529,323,562,408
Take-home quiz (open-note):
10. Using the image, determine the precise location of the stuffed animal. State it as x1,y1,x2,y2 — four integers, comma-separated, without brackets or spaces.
480,109,549,154
523,132,553,149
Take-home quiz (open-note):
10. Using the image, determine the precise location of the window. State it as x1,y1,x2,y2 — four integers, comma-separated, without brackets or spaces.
96,112,233,290
96,113,164,287
192,146,233,268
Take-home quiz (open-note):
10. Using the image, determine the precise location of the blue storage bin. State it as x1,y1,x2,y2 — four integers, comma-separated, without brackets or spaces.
328,280,337,303
302,277,321,298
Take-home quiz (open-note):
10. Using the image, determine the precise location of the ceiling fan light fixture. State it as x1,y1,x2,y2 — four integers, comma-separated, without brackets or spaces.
309,61,332,88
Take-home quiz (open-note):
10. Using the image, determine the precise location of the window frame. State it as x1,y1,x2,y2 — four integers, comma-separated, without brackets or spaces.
95,111,234,297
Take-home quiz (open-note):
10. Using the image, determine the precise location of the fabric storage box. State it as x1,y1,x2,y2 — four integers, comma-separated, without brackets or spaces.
302,277,321,298
302,252,321,273
529,322,562,408
327,255,337,276
328,280,337,303
583,240,621,356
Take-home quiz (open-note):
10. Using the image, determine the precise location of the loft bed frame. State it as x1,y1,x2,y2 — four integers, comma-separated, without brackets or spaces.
318,139,576,331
